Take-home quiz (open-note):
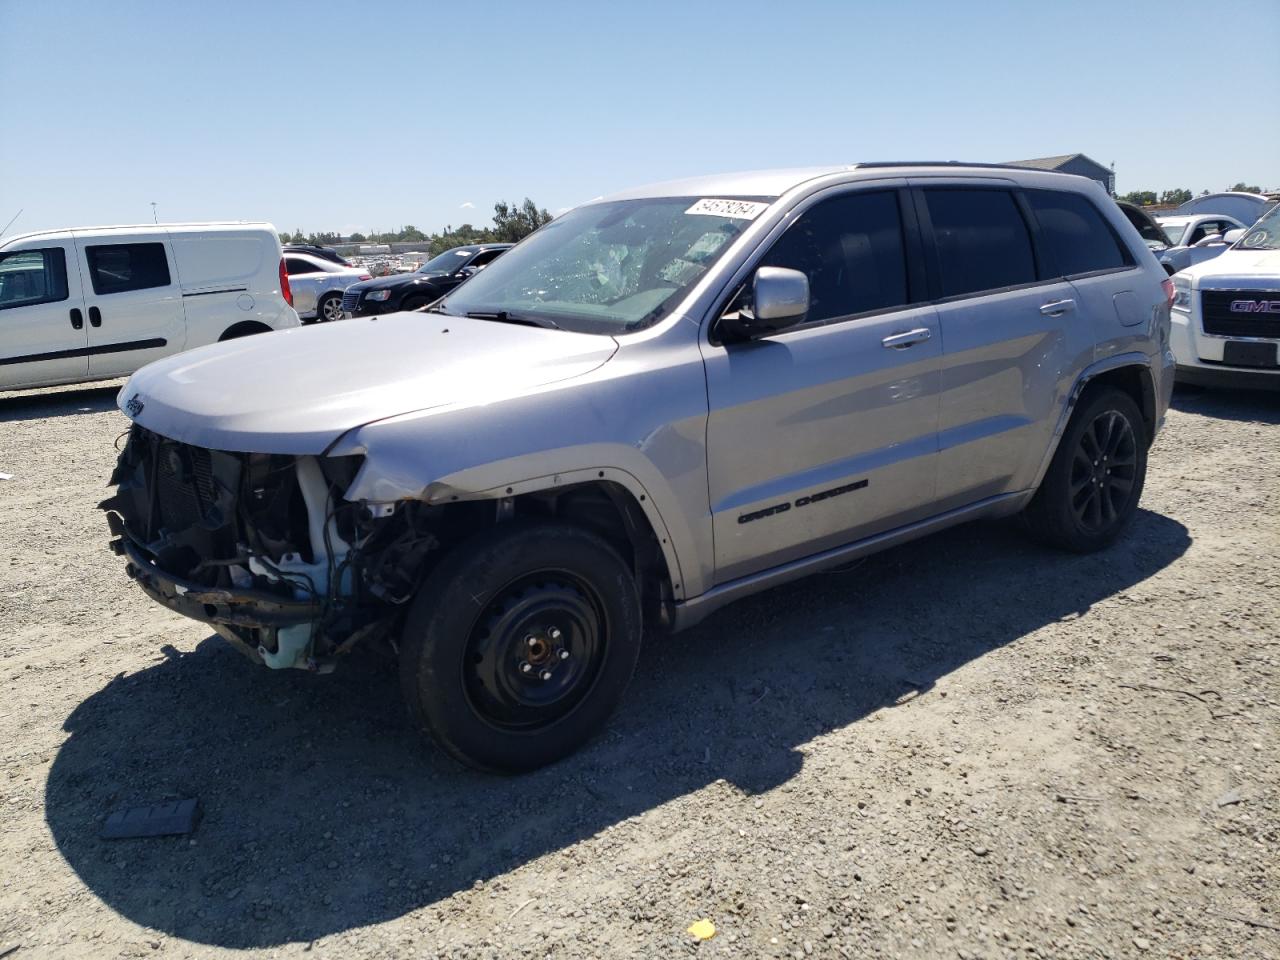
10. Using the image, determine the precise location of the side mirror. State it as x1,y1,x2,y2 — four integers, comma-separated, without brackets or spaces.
457,265,478,278
720,267,810,340
1193,233,1224,248
1223,228,1245,244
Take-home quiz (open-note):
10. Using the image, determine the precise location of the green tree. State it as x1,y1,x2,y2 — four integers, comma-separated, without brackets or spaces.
348,232,366,242
1229,182,1262,194
1118,190,1157,206
491,198,553,243
278,230,294,243
1159,188,1192,205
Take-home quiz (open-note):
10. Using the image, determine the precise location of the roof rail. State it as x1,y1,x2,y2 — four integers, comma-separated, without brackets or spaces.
852,161,1071,174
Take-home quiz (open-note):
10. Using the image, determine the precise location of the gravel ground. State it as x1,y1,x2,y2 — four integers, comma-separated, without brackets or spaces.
0,380,1277,960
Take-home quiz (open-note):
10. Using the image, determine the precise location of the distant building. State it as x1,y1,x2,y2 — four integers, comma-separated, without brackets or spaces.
1008,154,1114,196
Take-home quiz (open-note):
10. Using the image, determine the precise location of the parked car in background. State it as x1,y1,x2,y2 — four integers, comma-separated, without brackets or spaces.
1155,213,1247,274
1175,192,1273,226
341,243,511,318
283,243,351,267
0,222,298,391
104,163,1173,772
1117,201,1174,256
1170,202,1280,389
284,252,370,322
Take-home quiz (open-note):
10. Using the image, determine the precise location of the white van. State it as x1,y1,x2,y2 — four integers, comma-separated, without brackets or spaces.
0,222,300,391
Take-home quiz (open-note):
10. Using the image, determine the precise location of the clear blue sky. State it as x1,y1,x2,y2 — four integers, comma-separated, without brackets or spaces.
2,0,1277,237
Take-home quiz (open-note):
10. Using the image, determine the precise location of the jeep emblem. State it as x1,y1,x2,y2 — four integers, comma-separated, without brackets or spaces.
125,394,146,417
1229,299,1280,314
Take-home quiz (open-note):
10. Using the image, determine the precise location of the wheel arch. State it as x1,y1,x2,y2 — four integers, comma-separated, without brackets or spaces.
1030,355,1157,492
218,320,272,341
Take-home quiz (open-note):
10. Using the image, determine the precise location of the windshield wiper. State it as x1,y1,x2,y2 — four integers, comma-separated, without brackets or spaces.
465,310,560,330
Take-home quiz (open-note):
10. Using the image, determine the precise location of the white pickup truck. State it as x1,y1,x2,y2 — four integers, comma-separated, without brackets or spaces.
1171,202,1280,388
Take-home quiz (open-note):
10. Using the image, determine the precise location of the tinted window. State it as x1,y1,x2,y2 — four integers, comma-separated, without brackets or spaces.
0,248,69,310
761,191,911,322
469,249,505,268
85,243,171,295
1028,190,1133,276
285,256,320,276
924,189,1036,297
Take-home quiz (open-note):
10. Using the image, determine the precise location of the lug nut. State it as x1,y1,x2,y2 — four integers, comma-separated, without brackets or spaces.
539,670,553,681
525,635,539,648
548,627,562,640
520,662,533,674
559,649,570,660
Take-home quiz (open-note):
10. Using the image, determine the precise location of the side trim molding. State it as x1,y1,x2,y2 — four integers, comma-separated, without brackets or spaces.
0,338,167,367
671,491,1029,632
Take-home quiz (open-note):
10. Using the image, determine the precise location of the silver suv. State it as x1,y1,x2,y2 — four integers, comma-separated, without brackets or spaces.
103,163,1176,772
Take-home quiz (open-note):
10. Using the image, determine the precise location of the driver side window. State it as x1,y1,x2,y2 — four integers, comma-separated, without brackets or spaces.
757,190,913,324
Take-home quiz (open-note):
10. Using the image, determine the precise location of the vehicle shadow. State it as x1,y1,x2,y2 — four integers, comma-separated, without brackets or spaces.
1171,382,1280,424
45,509,1190,948
0,383,122,423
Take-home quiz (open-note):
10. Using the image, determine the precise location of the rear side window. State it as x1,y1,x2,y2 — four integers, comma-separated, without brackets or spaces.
0,248,69,310
285,256,318,276
85,243,171,295
761,190,912,322
1028,190,1133,276
923,189,1036,298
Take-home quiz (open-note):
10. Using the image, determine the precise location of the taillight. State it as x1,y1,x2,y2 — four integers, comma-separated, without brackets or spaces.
1162,278,1175,305
358,274,371,281
279,258,293,306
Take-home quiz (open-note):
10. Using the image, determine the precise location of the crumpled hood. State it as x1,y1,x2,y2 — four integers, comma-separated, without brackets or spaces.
119,313,618,454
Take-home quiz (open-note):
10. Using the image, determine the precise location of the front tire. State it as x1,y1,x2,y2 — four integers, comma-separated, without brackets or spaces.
1022,386,1148,552
399,521,642,773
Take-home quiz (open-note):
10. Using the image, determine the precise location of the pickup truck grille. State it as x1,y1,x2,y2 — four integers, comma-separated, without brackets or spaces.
1201,289,1280,339
341,288,361,313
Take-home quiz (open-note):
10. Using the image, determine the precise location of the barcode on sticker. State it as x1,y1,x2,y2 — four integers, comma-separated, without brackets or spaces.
685,198,770,220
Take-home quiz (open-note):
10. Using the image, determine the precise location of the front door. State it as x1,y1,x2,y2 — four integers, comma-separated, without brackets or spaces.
74,234,186,378
0,240,88,389
702,186,941,584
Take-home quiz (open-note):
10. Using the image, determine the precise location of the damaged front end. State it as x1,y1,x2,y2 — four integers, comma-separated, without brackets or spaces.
102,426,438,671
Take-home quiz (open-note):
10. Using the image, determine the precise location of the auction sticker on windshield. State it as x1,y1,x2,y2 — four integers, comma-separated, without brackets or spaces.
685,198,770,220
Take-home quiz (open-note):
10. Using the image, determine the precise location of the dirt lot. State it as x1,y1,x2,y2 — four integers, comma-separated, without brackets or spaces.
0,381,1276,960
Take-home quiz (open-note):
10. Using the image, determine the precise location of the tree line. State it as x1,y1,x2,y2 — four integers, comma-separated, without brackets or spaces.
279,198,554,255
1117,183,1265,207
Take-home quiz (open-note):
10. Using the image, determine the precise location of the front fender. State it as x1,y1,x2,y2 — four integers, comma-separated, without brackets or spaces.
327,345,714,598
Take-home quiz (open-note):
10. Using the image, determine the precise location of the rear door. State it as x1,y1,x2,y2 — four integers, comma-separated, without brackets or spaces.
285,255,325,315
74,234,186,378
703,184,942,583
0,240,88,389
913,182,1086,509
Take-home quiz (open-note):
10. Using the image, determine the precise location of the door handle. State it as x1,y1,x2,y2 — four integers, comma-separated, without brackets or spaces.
881,327,932,349
70,308,83,330
89,306,102,327
1039,299,1075,317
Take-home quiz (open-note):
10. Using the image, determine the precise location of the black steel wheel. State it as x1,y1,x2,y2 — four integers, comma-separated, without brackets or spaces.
399,521,642,773
1023,386,1148,552
463,573,606,731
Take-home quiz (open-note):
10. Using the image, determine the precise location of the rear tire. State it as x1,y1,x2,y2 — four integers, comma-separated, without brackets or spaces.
316,293,344,323
1022,386,1147,553
399,521,642,773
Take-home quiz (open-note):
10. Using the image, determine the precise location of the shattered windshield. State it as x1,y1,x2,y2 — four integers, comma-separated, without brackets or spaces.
440,197,770,333
1235,203,1280,251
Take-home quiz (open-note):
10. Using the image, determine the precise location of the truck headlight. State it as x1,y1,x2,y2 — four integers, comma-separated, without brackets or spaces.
364,289,392,302
1172,280,1192,311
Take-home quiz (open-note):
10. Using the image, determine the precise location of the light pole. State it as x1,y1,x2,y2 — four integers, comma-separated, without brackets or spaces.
150,202,158,224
